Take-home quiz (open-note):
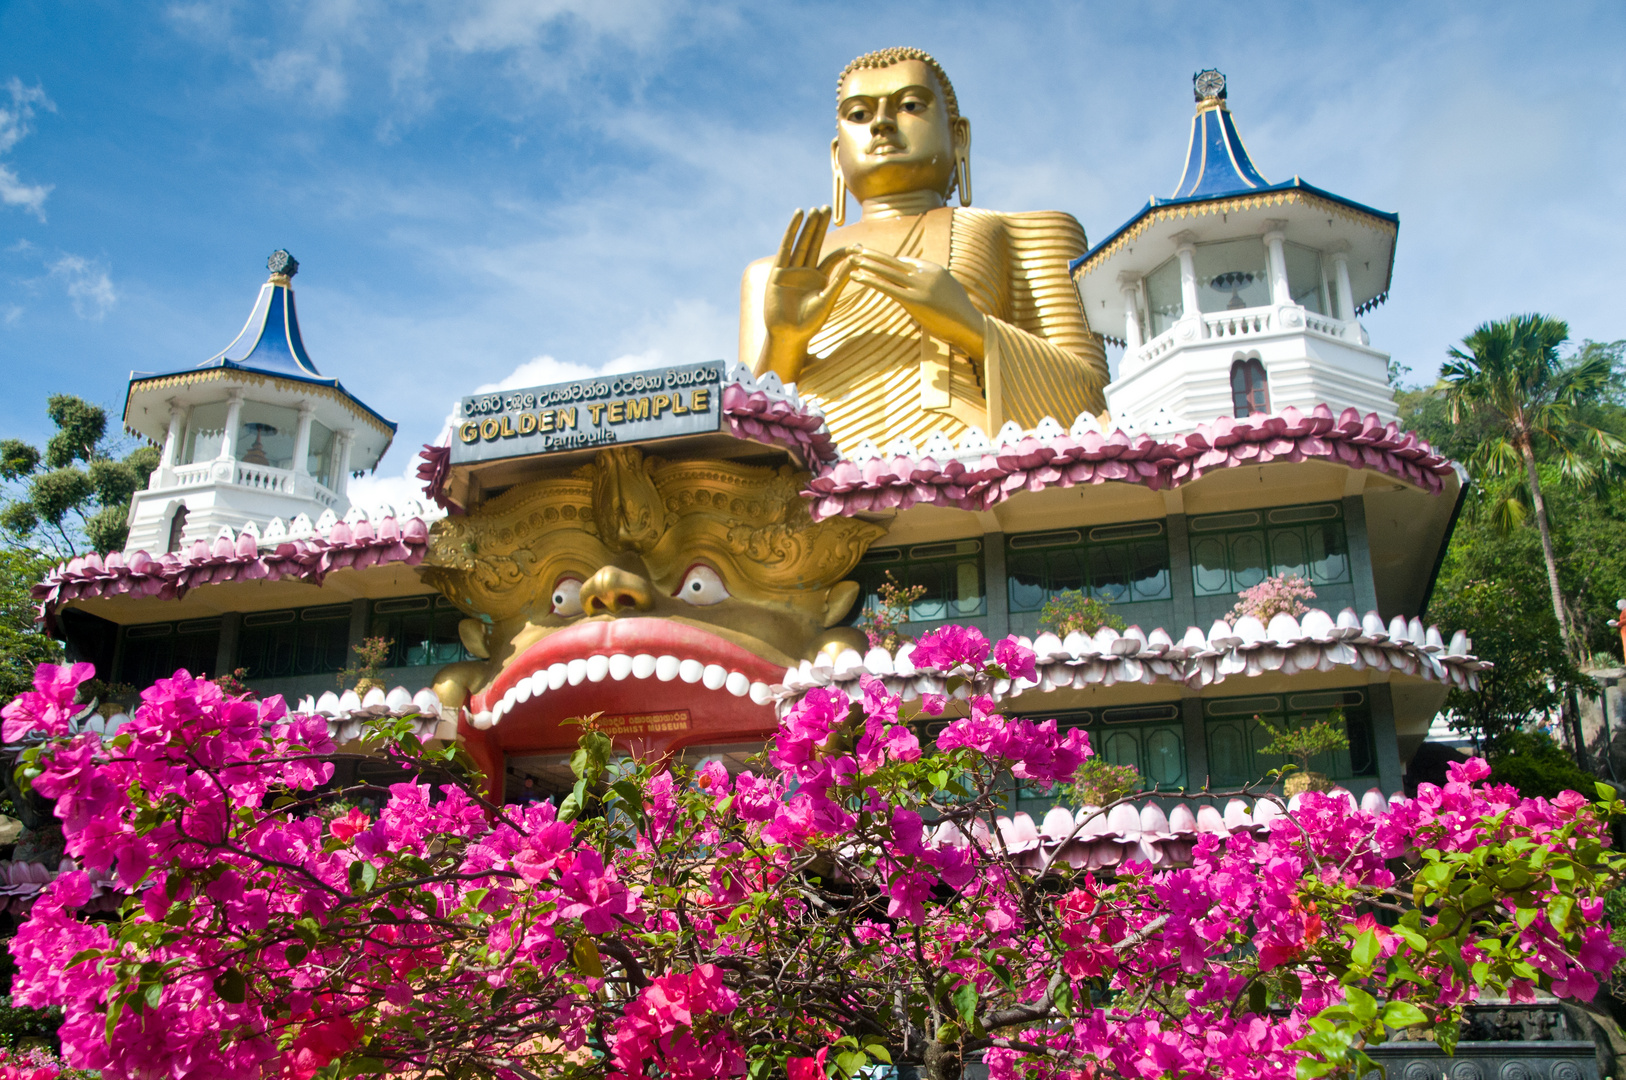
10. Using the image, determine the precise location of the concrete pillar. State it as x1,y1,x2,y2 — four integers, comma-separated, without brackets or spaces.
1367,681,1404,796
983,531,1010,641
348,597,370,656
1263,224,1290,307
158,401,185,471
1342,495,1380,616
1181,696,1209,791
218,389,245,462
1331,248,1356,323
1175,233,1201,321
214,612,241,681
1166,513,1195,631
291,402,314,475
1118,274,1144,353
333,429,355,496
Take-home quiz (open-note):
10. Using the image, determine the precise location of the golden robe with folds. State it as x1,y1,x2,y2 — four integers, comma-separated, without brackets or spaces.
740,206,1110,450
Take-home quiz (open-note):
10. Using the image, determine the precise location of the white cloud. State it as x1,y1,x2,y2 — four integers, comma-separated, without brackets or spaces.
0,77,55,220
49,255,117,320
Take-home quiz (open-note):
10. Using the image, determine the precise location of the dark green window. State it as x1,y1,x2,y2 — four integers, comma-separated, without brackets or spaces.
1006,520,1172,613
238,604,352,679
851,539,986,623
1203,689,1374,789
117,618,221,686
370,595,472,668
1188,502,1350,598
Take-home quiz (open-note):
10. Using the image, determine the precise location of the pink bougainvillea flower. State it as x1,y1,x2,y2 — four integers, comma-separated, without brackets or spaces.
786,1045,829,1080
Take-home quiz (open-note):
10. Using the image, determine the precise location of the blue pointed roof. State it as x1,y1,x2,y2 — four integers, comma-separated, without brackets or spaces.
127,252,396,436
1172,90,1270,199
1070,72,1399,295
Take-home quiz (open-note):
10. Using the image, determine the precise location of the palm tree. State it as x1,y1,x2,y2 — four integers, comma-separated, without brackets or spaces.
1441,314,1625,658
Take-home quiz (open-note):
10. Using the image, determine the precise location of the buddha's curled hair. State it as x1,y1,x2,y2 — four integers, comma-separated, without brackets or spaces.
837,47,960,122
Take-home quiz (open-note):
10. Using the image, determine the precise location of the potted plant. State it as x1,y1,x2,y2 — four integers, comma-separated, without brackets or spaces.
338,635,394,694
1257,709,1349,795
1069,756,1141,808
1230,573,1316,623
855,572,927,653
1039,589,1127,638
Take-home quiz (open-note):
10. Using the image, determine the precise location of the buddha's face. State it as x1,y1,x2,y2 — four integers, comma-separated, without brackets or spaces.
835,59,967,203
421,448,884,756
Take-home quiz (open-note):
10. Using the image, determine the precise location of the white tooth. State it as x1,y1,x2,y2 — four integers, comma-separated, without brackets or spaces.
608,654,633,681
514,679,533,704
473,711,494,729
655,655,680,681
548,663,568,689
586,655,610,683
567,658,588,685
702,664,727,690
725,671,750,697
527,671,548,698
748,682,772,705
632,653,657,679
679,659,705,684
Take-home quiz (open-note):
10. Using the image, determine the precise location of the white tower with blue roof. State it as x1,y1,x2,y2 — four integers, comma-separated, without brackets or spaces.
119,251,397,554
1073,71,1401,435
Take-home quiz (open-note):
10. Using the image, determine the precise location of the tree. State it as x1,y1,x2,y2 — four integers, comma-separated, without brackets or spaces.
1440,316,1626,658
4,627,1622,1080
0,548,61,704
1,395,159,558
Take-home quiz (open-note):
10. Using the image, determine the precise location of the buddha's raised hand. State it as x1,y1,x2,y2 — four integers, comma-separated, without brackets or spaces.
759,207,854,384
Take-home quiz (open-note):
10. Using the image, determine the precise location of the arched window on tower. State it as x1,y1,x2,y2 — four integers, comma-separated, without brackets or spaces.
166,505,189,553
1230,358,1270,417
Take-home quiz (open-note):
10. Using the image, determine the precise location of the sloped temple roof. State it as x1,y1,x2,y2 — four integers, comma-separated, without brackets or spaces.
123,251,397,438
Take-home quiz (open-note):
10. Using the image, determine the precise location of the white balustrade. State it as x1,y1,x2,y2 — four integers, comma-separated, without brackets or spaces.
170,462,213,487
233,462,297,494
1203,309,1273,339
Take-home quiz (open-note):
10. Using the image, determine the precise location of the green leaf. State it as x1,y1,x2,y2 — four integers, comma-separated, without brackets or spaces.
572,937,604,978
213,967,247,1004
1596,781,1616,803
1351,930,1379,968
952,982,978,1026
936,1021,962,1044
286,943,308,965
1381,1001,1429,1028
835,1050,866,1078
348,860,378,894
1248,981,1268,1014
1548,895,1574,933
1515,905,1539,930
1344,987,1378,1022
143,982,162,1008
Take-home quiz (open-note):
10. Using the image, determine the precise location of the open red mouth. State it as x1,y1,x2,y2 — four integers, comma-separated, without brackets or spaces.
464,619,785,754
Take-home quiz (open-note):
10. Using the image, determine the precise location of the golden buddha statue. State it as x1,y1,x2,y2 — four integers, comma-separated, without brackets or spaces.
740,47,1110,450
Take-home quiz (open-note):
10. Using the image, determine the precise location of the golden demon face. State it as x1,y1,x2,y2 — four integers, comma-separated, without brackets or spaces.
420,447,884,755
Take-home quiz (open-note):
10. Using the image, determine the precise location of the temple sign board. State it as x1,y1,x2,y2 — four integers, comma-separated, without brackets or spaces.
450,360,726,464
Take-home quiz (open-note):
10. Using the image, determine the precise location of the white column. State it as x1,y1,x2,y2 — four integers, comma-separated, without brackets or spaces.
291,402,314,475
1118,274,1143,353
1331,249,1356,323
1175,232,1200,320
1263,223,1290,306
218,389,244,461
332,429,354,497
155,401,185,489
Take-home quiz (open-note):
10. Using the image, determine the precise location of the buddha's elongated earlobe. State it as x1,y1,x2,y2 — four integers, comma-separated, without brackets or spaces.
953,118,972,207
830,138,847,227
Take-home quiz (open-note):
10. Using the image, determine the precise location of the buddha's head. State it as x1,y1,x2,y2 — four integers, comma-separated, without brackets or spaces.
834,47,970,207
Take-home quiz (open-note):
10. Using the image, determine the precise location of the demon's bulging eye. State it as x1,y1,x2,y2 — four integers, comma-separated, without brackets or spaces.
676,565,729,606
551,578,583,617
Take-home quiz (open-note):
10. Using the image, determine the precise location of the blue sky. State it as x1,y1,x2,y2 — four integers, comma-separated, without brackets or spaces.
2,1,1623,507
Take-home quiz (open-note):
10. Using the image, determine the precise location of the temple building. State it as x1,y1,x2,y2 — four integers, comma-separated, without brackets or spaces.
37,69,1477,819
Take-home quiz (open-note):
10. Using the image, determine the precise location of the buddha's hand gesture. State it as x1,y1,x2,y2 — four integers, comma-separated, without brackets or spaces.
759,207,853,382
849,250,987,358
